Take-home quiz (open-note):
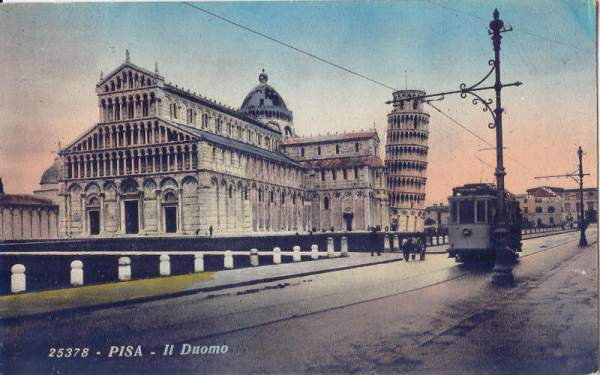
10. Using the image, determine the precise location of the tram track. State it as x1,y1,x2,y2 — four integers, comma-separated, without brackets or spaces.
140,230,596,345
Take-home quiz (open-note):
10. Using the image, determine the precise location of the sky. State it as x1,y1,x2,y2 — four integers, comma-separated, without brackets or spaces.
0,0,597,204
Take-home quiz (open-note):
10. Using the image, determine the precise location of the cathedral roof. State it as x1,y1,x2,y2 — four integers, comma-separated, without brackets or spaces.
0,194,55,207
40,159,60,185
239,70,293,124
301,155,384,169
177,124,304,168
283,130,378,146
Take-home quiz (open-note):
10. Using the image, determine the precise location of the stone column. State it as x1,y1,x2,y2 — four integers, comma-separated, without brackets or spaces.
117,194,123,235
156,189,162,233
81,194,87,236
177,188,184,233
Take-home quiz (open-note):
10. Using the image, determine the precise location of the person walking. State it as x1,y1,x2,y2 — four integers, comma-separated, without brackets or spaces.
209,225,213,236
369,228,381,256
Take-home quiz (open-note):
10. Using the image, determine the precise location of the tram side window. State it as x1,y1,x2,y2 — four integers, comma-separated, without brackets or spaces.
451,201,458,224
459,200,475,224
476,200,486,223
488,202,495,223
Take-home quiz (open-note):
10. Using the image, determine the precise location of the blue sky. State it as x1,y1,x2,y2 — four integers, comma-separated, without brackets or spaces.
0,1,596,202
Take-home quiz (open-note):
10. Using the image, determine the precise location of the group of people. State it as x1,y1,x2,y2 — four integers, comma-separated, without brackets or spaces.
368,228,425,258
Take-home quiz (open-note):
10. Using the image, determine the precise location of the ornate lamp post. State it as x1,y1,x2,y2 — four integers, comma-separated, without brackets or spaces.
394,9,522,286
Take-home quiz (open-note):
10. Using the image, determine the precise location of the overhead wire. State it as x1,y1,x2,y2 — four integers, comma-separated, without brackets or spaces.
180,1,534,174
420,0,595,55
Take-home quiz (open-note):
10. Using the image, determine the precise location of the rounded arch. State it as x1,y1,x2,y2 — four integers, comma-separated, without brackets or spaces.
182,175,198,186
84,182,101,194
120,178,139,193
159,177,178,189
68,183,82,194
162,189,178,203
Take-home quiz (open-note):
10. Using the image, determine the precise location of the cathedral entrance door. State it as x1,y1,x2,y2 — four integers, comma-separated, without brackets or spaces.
164,206,177,233
124,200,139,234
89,210,100,235
343,212,354,232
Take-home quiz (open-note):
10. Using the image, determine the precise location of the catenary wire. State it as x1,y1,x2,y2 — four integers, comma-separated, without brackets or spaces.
420,0,595,54
180,1,533,174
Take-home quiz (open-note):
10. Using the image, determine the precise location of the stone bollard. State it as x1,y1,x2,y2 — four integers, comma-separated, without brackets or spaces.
311,244,319,260
392,234,399,252
194,253,204,273
70,260,84,287
273,247,282,264
340,236,349,257
118,257,131,281
292,246,301,262
327,237,335,258
10,264,26,294
159,254,171,276
250,248,259,267
224,250,234,269
383,234,391,253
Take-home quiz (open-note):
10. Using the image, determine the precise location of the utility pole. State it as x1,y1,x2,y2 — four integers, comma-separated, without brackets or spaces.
577,146,588,247
534,146,589,247
389,9,521,287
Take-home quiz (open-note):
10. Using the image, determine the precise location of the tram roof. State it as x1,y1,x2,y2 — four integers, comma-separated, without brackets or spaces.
450,183,517,199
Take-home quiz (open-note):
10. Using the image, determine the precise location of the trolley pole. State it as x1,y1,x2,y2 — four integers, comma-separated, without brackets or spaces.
577,146,588,247
534,146,589,248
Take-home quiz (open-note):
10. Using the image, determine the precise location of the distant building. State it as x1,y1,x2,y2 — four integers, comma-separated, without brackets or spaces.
560,187,597,224
0,178,59,241
424,203,449,233
516,186,564,227
516,186,598,227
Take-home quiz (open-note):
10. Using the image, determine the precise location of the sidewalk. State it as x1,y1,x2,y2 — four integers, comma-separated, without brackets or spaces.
0,252,402,321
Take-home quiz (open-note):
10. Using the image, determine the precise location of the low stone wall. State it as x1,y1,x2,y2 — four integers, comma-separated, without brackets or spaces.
0,231,425,253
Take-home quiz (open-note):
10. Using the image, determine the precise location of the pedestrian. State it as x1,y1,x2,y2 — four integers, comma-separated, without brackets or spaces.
403,238,413,261
369,228,381,256
209,225,213,236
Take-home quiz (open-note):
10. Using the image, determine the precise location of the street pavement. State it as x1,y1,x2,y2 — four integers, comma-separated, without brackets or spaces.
0,227,596,374
0,252,400,319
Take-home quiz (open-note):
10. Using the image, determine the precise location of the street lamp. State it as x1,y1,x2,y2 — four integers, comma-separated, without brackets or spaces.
395,9,522,287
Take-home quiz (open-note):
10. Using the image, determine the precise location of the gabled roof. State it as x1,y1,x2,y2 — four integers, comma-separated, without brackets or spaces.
176,124,303,168
97,61,163,88
283,130,379,146
61,119,201,154
526,186,563,198
301,155,384,169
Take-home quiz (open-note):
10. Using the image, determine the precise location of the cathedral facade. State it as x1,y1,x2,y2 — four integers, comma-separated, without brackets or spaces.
49,53,389,238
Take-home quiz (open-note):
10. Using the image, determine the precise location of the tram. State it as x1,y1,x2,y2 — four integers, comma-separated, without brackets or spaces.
447,183,522,263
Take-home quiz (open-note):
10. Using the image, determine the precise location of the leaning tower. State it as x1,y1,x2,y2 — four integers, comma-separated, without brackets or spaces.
385,90,430,232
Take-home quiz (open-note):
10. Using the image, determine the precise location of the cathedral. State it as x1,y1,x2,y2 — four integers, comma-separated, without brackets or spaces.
40,52,403,238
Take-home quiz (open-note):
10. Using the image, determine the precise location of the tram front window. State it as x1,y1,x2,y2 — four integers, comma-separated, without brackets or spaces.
459,200,475,224
476,200,486,223
451,201,458,224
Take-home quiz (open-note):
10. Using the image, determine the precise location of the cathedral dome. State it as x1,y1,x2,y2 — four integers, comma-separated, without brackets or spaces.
40,160,60,185
240,70,295,136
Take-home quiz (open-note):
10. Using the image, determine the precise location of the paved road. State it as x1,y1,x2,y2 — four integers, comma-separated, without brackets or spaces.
1,228,596,374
